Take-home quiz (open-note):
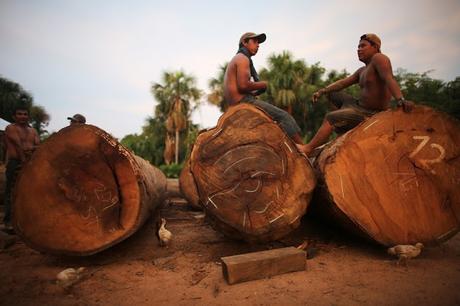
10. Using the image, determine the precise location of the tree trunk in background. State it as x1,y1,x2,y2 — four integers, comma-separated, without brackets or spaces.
175,129,180,164
13,124,167,256
314,106,460,246
164,133,174,165
186,103,316,242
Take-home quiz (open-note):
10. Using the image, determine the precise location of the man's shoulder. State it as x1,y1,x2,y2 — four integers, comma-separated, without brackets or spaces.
232,53,249,64
5,123,18,132
371,53,391,65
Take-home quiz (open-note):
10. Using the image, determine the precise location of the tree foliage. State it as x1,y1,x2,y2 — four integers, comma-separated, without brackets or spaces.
150,70,202,164
208,54,459,143
395,69,460,119
0,76,51,137
207,63,228,112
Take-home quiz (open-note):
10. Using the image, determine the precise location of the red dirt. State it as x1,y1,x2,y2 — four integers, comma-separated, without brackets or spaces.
1,199,460,306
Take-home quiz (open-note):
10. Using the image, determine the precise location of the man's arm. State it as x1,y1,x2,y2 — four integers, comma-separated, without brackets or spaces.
236,55,267,93
312,68,362,103
5,125,25,161
373,53,414,112
33,129,40,146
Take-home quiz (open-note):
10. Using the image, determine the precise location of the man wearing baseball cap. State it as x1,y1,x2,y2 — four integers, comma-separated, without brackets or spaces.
67,114,86,125
297,33,415,156
223,32,304,144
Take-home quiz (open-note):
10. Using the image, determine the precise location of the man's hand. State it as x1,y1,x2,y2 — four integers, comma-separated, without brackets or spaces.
401,100,415,113
396,99,415,113
312,89,324,103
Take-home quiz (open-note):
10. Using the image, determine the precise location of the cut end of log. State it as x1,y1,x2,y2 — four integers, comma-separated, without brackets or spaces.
187,104,316,242
315,106,460,246
13,125,166,256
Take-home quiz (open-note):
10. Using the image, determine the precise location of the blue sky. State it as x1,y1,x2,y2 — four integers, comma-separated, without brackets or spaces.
1,0,459,138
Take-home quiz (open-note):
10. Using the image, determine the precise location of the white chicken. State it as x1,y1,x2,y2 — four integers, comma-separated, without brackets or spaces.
387,243,424,266
158,218,172,247
56,267,86,288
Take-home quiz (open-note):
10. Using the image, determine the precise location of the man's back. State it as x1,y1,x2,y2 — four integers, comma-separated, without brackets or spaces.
223,53,248,105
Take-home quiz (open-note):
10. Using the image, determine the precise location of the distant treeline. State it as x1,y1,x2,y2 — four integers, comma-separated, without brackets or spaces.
121,51,459,169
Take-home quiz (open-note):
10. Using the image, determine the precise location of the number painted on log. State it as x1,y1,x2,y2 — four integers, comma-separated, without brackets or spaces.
410,136,446,174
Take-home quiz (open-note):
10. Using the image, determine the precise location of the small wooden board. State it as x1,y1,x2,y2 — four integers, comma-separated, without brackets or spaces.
221,247,306,284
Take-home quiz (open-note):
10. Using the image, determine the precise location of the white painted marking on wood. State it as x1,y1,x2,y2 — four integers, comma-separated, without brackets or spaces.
437,227,459,241
223,156,257,174
207,197,218,209
410,136,430,158
269,214,284,224
340,175,345,198
244,180,261,193
102,202,118,211
254,201,273,214
284,141,293,153
81,206,97,220
213,144,278,166
363,119,380,131
211,128,223,137
410,136,446,174
250,171,275,178
399,176,419,192
426,143,446,164
394,172,417,175
289,215,300,224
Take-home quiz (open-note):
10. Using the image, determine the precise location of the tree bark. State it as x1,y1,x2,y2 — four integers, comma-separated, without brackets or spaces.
187,103,316,242
12,124,167,256
179,159,202,210
175,129,179,164
314,106,460,246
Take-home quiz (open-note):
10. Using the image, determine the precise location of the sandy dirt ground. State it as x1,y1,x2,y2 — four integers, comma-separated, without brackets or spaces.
1,195,460,306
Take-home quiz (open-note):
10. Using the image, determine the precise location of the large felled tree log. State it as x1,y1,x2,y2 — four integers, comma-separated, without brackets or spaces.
13,125,167,256
187,103,316,242
315,106,460,246
179,159,202,210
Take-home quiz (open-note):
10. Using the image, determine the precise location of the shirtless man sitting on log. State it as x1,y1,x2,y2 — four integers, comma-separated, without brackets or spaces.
296,33,414,156
3,106,39,230
224,32,304,144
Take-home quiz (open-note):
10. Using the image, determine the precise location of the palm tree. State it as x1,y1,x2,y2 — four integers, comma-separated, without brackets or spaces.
207,63,228,112
151,71,202,164
259,51,309,114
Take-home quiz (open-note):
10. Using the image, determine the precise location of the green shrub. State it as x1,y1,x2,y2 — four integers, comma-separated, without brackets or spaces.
159,163,184,178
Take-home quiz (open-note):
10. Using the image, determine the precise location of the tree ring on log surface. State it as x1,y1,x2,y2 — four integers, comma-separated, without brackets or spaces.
13,124,166,256
315,106,460,246
189,103,316,242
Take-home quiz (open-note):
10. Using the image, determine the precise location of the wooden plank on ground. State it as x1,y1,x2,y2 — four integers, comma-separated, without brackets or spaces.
221,247,306,284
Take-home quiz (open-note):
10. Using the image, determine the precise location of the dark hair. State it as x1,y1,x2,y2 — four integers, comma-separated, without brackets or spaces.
239,39,249,48
13,105,29,115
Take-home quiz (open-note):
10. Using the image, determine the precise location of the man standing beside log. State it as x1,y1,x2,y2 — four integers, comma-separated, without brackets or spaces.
297,33,414,156
224,32,304,144
2,106,39,231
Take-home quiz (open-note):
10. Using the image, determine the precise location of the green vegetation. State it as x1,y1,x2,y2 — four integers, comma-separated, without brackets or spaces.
123,53,459,177
159,163,184,179
121,70,201,175
3,56,459,179
0,76,51,138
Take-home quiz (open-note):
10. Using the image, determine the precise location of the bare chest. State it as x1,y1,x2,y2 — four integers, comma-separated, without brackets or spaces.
15,126,34,144
358,65,379,88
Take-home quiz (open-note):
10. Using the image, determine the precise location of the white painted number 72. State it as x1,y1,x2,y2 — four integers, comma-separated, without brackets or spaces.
409,136,445,169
